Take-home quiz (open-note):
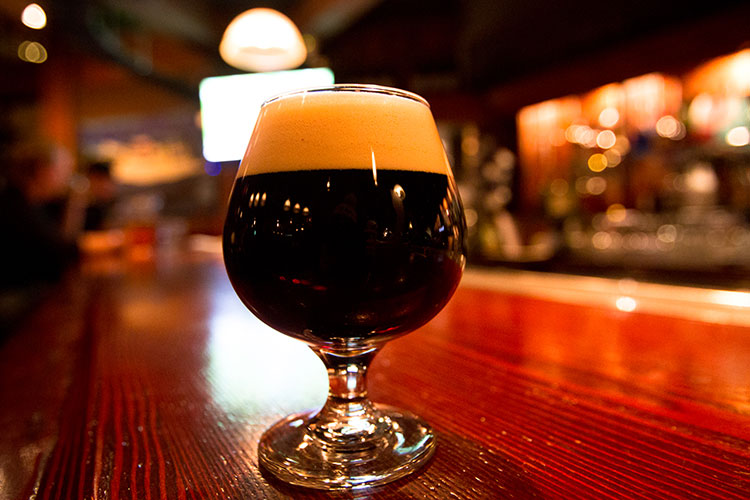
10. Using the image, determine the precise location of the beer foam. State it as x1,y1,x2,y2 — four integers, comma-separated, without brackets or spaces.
238,88,452,176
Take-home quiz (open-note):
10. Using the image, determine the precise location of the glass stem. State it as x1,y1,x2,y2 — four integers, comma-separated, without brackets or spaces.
308,346,390,453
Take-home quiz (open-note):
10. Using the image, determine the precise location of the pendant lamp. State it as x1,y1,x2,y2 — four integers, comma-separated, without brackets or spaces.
219,8,307,72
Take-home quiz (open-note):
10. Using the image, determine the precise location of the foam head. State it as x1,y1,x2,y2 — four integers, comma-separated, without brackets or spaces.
237,85,452,176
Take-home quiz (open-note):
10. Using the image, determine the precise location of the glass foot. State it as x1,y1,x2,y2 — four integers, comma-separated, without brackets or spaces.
258,405,436,489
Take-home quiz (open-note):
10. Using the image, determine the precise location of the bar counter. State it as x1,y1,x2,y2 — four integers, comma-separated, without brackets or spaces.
2,242,750,498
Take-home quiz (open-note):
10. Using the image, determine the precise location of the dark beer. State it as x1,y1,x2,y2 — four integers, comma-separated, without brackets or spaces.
223,168,465,342
222,86,466,345
222,86,466,488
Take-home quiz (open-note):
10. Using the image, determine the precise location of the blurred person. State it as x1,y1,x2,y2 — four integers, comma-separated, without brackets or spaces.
82,159,118,231
0,140,80,290
75,158,130,259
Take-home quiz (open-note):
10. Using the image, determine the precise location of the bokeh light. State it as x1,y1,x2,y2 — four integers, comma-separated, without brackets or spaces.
596,130,617,149
612,135,631,155
565,124,580,143
592,231,613,250
549,178,569,197
604,149,622,167
726,126,750,147
657,224,678,244
615,296,637,312
606,204,627,223
598,107,620,128
586,176,607,195
21,3,46,29
587,153,608,172
656,115,686,140
17,40,47,63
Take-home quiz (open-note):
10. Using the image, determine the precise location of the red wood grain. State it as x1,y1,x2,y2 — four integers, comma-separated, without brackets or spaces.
1,252,749,498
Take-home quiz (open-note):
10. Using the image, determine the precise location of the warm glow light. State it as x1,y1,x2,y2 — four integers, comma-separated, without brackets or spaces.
709,290,750,308
686,49,750,98
726,126,750,147
657,224,677,244
572,126,597,148
612,135,631,155
461,134,480,156
549,178,569,197
598,107,619,128
685,49,750,139
100,135,202,185
219,8,307,72
683,163,719,194
606,204,627,223
688,93,744,137
570,125,585,143
516,96,581,209
604,149,621,167
728,50,750,96
688,93,714,132
588,153,607,172
584,83,624,129
616,296,637,312
17,40,47,63
565,124,580,143
586,176,606,195
592,231,613,249
655,115,686,140
21,3,46,29
623,73,682,132
596,130,616,149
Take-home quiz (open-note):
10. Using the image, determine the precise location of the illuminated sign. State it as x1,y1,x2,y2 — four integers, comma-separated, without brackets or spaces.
199,68,334,162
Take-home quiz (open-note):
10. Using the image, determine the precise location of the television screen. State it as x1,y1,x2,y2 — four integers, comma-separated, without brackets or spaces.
199,68,334,162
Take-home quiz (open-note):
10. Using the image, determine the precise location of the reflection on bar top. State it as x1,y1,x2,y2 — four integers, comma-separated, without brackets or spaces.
189,233,750,327
462,268,750,327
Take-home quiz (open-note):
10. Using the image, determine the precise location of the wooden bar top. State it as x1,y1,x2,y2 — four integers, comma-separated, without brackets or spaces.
1,246,749,499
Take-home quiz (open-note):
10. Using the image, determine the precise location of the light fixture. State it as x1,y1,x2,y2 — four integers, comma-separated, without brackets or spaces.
219,8,307,73
21,3,46,29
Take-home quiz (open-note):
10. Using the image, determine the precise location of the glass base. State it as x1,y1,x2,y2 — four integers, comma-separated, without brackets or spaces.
258,405,436,489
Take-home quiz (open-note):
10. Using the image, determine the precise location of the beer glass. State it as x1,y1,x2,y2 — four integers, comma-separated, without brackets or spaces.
223,84,466,489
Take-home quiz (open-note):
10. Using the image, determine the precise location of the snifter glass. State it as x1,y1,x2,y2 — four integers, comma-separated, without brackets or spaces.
222,84,466,489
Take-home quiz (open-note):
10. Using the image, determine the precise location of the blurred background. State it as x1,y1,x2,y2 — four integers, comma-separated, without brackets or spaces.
2,0,750,288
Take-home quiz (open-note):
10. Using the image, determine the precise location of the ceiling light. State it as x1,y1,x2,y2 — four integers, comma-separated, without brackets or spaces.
219,8,307,73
